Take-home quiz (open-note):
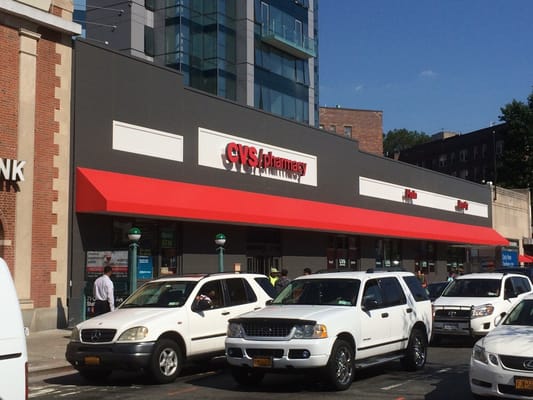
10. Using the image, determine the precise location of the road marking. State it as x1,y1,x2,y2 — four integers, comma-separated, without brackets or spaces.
437,367,451,373
382,382,406,390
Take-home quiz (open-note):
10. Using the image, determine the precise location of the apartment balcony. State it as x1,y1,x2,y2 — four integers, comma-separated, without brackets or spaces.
260,21,316,59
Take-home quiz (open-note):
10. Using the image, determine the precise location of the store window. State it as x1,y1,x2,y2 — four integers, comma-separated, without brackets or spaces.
375,238,402,269
415,241,436,274
112,218,182,280
326,235,359,270
446,246,465,275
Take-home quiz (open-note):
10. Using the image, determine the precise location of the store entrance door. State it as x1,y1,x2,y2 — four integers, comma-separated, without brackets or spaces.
246,256,281,276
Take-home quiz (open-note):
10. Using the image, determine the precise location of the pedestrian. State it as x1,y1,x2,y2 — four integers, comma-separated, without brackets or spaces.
93,265,115,316
416,269,427,288
303,267,312,275
269,267,280,286
275,269,290,294
195,289,215,309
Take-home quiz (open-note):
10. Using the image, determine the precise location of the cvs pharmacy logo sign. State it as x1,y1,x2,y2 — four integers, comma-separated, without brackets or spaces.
226,142,307,176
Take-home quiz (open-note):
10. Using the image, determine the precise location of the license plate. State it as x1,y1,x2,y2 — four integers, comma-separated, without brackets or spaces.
443,324,458,330
515,377,533,390
84,356,100,366
252,356,273,368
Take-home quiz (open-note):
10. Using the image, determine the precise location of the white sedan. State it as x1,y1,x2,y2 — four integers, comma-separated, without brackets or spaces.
470,294,533,399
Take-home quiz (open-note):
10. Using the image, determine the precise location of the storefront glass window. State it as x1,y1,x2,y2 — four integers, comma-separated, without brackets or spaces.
327,235,359,270
375,238,402,269
415,241,436,274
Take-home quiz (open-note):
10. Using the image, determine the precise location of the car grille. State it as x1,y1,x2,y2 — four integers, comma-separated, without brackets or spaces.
241,320,294,338
81,329,116,343
246,348,284,358
500,355,533,372
434,309,470,321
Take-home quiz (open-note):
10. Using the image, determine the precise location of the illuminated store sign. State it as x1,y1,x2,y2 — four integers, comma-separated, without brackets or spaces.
198,127,317,186
0,158,25,182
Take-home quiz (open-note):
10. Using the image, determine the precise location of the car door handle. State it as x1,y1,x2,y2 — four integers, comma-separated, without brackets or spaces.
221,311,230,315
406,308,413,313
381,312,389,318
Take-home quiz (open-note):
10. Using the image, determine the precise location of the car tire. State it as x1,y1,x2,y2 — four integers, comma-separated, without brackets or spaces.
78,368,112,382
324,339,354,391
402,328,427,371
230,366,265,386
148,338,182,384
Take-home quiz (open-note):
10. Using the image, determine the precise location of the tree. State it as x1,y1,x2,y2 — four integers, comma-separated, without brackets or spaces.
383,129,431,158
498,90,533,190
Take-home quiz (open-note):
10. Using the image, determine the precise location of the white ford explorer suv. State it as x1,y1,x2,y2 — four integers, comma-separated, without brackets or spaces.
225,270,433,391
432,272,533,341
66,273,275,383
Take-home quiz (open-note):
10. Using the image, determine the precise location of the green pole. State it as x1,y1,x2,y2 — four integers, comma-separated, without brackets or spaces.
129,242,138,293
218,246,224,273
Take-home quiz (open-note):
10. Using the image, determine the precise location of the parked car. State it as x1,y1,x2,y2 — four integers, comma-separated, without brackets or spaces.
426,281,449,302
66,272,274,383
433,273,533,341
493,267,533,282
225,270,432,391
0,257,28,400
470,294,533,399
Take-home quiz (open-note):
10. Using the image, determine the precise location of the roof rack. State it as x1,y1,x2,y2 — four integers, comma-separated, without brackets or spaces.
366,267,406,273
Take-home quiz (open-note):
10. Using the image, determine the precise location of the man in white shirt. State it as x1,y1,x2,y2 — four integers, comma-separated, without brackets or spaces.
93,266,115,316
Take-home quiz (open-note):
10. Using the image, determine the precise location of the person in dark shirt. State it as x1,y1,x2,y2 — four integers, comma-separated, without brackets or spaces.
275,269,290,294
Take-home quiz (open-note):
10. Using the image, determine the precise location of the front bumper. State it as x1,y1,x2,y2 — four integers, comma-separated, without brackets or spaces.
434,316,492,337
470,356,533,399
65,341,155,371
225,337,333,370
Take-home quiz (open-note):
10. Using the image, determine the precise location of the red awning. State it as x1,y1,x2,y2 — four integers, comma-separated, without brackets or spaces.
519,254,533,263
76,167,509,246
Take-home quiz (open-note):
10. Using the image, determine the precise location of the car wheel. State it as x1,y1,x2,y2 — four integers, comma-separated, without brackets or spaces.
324,339,354,391
402,328,427,371
148,338,182,384
230,366,265,386
78,368,112,382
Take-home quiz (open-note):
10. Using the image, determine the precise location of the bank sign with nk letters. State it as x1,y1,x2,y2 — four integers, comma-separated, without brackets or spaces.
0,158,25,182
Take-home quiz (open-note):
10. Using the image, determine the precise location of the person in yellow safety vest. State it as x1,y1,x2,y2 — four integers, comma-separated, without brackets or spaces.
269,267,280,286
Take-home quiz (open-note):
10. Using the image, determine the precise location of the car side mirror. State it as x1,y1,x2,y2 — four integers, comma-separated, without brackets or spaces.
193,299,212,311
362,298,379,311
494,312,506,326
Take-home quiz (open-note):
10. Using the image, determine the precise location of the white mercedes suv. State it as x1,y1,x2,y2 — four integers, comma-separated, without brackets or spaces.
225,270,433,391
66,272,275,383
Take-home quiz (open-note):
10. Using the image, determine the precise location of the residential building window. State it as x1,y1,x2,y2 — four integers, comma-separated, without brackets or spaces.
496,140,504,156
459,149,468,162
482,143,488,158
329,125,336,132
344,126,352,137
473,145,478,160
319,124,324,129
438,154,447,167
460,169,469,179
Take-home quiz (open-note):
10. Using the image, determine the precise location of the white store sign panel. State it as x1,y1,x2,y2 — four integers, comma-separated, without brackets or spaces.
198,127,317,187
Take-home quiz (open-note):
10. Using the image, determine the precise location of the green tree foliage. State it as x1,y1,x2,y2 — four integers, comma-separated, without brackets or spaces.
498,90,533,190
383,129,431,158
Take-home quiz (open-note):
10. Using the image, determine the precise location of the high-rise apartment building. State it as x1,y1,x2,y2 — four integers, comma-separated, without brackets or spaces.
76,0,318,125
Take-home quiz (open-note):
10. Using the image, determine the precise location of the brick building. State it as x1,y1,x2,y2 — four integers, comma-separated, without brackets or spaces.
319,106,383,155
0,0,80,330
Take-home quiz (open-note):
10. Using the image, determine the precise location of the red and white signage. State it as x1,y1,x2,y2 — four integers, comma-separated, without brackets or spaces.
198,128,317,186
360,177,488,218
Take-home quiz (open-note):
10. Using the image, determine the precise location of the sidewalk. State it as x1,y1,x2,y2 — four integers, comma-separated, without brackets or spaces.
27,329,72,374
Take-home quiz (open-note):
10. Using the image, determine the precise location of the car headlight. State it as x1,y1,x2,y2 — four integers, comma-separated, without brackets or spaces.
471,304,494,319
472,344,488,364
472,343,499,366
70,326,80,342
227,322,245,338
117,326,148,341
293,324,328,339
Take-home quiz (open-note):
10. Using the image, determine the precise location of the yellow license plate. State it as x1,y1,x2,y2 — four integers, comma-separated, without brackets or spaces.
515,377,533,390
84,356,100,366
252,356,273,368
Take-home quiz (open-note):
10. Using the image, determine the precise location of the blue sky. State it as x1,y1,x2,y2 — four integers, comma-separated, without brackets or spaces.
318,1,533,135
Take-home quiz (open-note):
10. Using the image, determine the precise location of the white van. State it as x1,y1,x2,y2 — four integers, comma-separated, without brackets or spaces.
0,258,28,400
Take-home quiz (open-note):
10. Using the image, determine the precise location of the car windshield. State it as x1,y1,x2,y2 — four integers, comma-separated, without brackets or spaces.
272,279,361,306
441,278,501,298
503,299,533,326
120,281,197,308
427,282,448,299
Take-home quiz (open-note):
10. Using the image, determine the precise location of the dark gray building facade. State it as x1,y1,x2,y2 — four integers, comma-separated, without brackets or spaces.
68,41,507,325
